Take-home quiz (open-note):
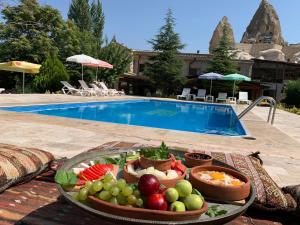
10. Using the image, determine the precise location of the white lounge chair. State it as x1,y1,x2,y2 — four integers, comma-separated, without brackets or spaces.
237,92,252,105
90,83,106,96
61,81,88,96
78,80,97,96
98,82,125,96
0,88,5,94
177,88,191,100
195,89,206,101
216,92,228,103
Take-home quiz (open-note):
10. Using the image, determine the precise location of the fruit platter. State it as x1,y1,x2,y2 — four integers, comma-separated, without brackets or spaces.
56,143,255,225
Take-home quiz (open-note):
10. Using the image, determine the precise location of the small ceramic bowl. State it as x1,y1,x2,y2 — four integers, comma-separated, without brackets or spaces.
189,165,251,201
123,160,186,188
139,154,175,171
184,153,213,167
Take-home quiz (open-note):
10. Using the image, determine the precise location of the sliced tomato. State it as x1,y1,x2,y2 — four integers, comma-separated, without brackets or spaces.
79,171,92,180
84,168,99,178
95,164,113,175
174,161,186,173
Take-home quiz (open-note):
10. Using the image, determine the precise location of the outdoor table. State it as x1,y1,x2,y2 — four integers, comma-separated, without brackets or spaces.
188,94,196,100
205,95,214,102
227,97,237,104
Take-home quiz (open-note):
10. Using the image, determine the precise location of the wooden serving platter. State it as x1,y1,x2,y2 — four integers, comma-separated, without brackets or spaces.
57,147,256,225
89,196,208,221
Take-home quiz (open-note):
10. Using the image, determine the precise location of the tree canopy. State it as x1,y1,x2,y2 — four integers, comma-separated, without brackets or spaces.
0,0,64,63
97,37,132,86
145,9,186,96
68,0,92,32
207,25,238,75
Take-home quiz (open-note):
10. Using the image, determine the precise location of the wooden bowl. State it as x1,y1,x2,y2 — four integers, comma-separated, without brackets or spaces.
189,165,251,201
184,153,212,167
140,154,174,171
88,196,208,221
123,160,186,188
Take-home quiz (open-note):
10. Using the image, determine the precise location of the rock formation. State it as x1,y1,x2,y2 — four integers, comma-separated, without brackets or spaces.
209,16,235,53
230,50,254,60
241,0,285,45
291,52,300,64
258,49,285,61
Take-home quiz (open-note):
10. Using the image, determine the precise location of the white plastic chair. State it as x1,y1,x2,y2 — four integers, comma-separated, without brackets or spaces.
237,92,251,105
0,88,5,94
216,92,228,103
195,89,206,101
177,88,191,100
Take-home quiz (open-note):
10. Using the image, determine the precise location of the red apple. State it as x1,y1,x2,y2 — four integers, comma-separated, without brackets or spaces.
147,194,168,211
138,174,160,196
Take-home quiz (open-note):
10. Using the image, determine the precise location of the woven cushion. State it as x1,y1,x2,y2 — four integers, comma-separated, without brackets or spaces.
0,143,54,192
196,150,297,211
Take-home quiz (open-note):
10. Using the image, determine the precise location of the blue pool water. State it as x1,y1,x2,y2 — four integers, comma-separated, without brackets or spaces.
1,100,246,136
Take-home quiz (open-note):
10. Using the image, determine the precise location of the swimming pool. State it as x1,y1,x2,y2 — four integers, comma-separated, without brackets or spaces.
1,100,246,136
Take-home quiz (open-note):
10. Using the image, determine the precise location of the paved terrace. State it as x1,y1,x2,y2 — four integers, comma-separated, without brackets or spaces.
0,94,299,187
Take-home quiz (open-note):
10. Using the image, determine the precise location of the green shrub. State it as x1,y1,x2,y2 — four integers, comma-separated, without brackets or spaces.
284,79,300,107
34,52,69,93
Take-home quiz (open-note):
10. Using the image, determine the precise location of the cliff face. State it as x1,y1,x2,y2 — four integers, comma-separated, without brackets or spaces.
209,16,235,53
241,0,285,45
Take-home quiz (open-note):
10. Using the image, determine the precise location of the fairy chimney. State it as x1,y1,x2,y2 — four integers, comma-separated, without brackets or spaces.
241,0,285,45
209,16,235,53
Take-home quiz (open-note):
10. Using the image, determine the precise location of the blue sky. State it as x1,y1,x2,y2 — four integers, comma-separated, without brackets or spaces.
23,1,300,53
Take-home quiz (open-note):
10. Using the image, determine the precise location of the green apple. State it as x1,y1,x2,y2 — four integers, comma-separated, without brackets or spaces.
165,188,179,203
169,201,186,212
175,180,192,197
183,194,204,210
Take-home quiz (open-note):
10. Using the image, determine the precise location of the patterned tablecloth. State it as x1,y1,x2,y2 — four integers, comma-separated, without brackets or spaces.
0,141,287,225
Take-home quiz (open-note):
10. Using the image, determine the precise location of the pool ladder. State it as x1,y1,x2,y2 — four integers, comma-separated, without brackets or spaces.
238,96,277,125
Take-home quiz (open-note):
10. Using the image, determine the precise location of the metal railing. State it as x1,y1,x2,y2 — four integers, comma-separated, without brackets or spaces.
238,96,277,125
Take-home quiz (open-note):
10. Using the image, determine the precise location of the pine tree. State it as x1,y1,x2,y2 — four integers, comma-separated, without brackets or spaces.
145,9,186,96
208,25,238,75
34,51,69,92
68,0,92,32
91,0,105,46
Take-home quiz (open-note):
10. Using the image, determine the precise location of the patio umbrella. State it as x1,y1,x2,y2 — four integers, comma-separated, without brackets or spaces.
82,59,113,81
223,73,251,97
66,54,98,80
198,72,223,95
0,61,41,93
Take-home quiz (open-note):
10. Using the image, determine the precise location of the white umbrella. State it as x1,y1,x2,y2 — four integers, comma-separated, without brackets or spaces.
66,54,98,80
198,72,224,95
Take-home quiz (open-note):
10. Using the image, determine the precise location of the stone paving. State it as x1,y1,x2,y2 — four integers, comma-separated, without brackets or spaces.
0,94,299,187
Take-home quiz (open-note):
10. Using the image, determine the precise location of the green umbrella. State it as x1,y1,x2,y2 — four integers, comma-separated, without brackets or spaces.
223,73,251,97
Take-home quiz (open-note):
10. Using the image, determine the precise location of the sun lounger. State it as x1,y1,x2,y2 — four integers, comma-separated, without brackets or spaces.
78,80,97,96
177,88,191,100
60,81,88,96
98,82,125,96
216,92,228,103
90,83,106,96
0,88,5,94
237,92,252,105
195,89,206,101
